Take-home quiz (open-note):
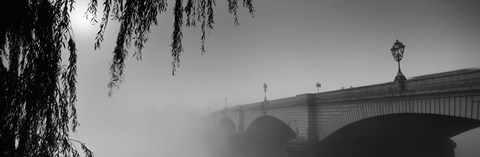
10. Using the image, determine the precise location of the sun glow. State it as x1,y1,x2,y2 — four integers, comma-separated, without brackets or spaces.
70,1,95,36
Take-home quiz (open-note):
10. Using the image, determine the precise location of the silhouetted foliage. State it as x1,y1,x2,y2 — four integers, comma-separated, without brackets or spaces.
0,0,94,156
1,0,253,156
86,0,254,94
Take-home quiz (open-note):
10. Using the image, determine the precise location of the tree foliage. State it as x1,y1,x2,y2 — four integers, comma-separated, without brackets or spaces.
0,0,91,156
0,0,253,156
86,0,254,94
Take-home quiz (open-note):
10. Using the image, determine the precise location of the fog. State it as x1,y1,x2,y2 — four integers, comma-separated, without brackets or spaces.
75,103,213,157
68,0,480,156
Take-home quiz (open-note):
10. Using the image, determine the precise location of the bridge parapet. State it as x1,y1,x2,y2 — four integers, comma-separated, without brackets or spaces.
313,68,480,104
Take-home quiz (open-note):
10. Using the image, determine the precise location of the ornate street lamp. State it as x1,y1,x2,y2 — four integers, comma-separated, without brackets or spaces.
263,83,268,101
316,82,321,93
223,97,228,115
262,83,268,115
224,97,227,109
390,39,406,82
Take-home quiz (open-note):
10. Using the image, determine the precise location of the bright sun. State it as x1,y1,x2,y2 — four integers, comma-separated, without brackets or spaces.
70,1,95,35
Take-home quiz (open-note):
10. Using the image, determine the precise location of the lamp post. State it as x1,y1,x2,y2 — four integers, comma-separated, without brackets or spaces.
224,97,227,110
390,39,406,82
262,83,268,115
263,83,268,101
316,82,321,93
223,97,227,115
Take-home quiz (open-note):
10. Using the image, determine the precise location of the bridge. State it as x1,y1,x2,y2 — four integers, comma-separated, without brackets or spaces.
207,68,480,157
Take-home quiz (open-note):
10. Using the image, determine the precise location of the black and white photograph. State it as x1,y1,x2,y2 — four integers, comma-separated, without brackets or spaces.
1,0,480,157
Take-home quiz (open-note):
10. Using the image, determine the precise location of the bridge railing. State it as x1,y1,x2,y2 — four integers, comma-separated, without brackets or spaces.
312,68,480,104
211,68,480,115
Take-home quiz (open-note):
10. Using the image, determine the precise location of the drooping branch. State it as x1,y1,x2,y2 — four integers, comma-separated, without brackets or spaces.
87,0,254,93
0,0,93,156
0,0,255,156
227,0,239,25
171,0,184,75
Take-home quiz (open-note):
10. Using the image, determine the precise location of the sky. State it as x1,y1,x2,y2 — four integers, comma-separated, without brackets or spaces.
68,0,480,157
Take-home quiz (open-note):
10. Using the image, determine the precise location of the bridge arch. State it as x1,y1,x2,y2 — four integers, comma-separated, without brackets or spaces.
245,115,296,144
213,116,237,155
320,96,480,140
217,116,236,135
224,115,297,157
321,113,480,157
323,113,480,144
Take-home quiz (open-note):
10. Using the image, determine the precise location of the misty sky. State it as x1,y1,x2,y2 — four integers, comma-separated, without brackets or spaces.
69,0,480,157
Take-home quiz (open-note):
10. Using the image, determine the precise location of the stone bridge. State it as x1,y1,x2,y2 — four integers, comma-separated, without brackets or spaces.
207,68,480,157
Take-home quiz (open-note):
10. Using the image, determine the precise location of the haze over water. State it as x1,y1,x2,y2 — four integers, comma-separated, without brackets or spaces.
69,0,480,157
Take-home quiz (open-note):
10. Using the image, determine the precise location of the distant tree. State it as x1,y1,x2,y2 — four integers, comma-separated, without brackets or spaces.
0,0,253,156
